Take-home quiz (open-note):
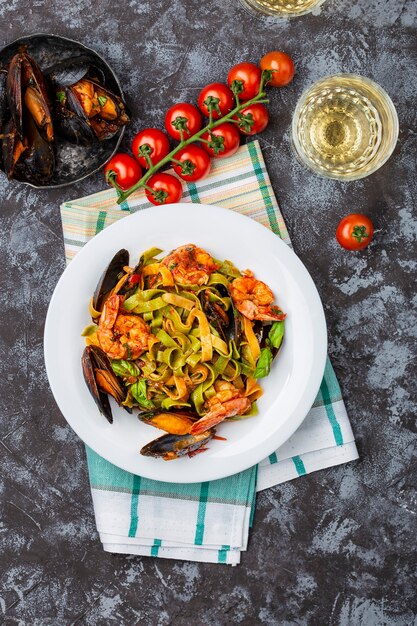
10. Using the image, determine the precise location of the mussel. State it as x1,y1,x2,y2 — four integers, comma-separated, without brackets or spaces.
92,248,144,314
47,56,129,144
140,430,215,461
138,410,198,435
199,285,243,347
7,50,53,143
93,248,129,312
1,50,55,184
82,345,130,424
14,115,54,185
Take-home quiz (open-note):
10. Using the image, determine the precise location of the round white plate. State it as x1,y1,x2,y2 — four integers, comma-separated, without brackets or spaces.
44,203,327,483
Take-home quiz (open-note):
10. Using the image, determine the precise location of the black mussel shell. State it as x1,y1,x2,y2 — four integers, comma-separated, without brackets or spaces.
6,53,24,140
93,248,129,312
53,87,96,145
200,289,230,343
45,54,105,87
82,345,113,424
14,114,54,185
140,430,215,460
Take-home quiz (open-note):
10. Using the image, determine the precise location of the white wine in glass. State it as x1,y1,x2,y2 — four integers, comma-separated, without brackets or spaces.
239,0,326,17
292,75,399,181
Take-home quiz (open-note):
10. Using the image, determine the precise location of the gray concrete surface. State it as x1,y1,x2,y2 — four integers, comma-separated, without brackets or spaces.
0,0,416,624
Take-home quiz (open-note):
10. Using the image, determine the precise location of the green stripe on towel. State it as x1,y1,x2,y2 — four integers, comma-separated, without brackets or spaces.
151,539,162,557
128,475,141,537
292,456,306,476
194,482,209,545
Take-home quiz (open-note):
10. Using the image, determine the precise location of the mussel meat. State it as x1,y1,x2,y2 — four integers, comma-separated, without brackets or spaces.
93,248,129,313
82,345,129,424
47,57,129,144
7,50,53,143
138,410,198,435
140,429,215,461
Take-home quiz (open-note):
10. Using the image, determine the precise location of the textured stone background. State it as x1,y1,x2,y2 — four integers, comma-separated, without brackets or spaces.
1,0,416,624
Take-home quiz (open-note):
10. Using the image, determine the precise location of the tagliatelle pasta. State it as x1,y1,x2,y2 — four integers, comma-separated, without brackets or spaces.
82,244,286,459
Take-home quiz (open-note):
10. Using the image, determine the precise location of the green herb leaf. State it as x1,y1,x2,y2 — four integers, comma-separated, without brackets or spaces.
254,347,273,379
110,359,141,378
97,95,108,107
268,321,285,350
81,324,98,337
131,379,154,409
56,91,66,104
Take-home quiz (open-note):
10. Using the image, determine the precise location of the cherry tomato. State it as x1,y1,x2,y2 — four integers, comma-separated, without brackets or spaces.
172,144,211,182
234,103,269,135
104,153,142,191
198,83,234,119
145,173,183,205
336,214,374,250
132,128,170,169
227,62,262,101
260,51,295,87
201,123,240,159
165,103,202,141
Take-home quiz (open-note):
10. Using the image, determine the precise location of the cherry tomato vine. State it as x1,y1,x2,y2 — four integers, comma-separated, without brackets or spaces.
106,54,294,205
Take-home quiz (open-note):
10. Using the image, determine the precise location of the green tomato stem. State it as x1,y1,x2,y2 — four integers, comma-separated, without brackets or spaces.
116,88,268,204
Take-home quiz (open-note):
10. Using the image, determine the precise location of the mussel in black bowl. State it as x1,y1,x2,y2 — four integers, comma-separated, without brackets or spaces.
46,55,130,145
1,50,55,184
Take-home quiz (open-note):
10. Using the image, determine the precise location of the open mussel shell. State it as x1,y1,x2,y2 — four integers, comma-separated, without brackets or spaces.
53,86,97,145
138,410,198,435
0,33,127,188
200,284,243,347
45,53,105,87
82,345,130,424
93,248,129,313
13,114,55,185
54,95,96,145
7,50,53,144
140,430,215,461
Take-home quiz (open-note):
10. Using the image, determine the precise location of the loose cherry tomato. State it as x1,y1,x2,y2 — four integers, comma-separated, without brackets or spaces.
172,145,211,182
104,153,142,191
145,173,183,205
198,83,234,119
132,128,170,169
260,51,295,87
227,62,262,101
234,103,269,135
165,103,202,141
336,214,374,250
201,123,240,158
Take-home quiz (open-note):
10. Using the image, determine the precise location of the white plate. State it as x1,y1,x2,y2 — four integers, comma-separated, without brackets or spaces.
44,203,327,483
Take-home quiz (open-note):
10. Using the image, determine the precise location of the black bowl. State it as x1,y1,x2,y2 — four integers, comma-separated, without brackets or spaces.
0,33,127,189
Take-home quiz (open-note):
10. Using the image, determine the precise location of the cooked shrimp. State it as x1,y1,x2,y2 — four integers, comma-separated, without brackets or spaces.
162,244,218,285
190,381,251,435
230,270,286,321
97,294,152,360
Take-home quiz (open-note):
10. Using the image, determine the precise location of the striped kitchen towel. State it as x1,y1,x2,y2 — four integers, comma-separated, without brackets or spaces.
60,140,358,565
